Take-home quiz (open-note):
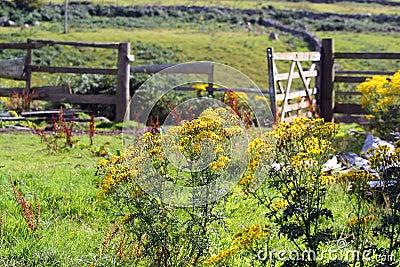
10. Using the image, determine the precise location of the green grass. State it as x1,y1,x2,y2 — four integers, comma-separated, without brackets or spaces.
0,25,310,89
0,131,127,266
43,0,400,15
317,32,400,53
316,31,400,76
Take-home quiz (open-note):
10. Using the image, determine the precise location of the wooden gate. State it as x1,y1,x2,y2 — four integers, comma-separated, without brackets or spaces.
267,48,320,122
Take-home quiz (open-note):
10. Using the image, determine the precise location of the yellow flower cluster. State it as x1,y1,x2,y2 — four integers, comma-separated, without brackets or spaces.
358,69,400,133
269,117,337,149
358,71,400,112
238,174,254,186
239,138,269,187
239,118,337,193
206,224,270,265
304,136,333,156
97,167,118,197
142,132,165,159
346,214,375,228
95,147,144,197
209,156,230,171
232,224,271,249
192,83,219,96
320,175,337,186
254,95,268,102
367,145,399,170
290,153,317,169
337,170,375,183
96,107,249,199
120,212,136,224
269,199,289,211
205,247,239,265
220,125,243,138
180,117,222,136
172,108,243,160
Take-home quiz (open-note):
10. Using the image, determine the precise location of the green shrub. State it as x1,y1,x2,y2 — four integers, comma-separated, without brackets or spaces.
13,0,43,11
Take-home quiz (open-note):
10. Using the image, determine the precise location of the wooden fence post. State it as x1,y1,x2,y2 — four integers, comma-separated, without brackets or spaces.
115,43,130,122
207,63,214,97
320,38,335,122
266,47,277,121
25,39,33,93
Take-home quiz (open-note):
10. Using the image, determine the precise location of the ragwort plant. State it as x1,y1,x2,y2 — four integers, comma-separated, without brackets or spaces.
95,107,247,266
237,118,339,267
358,70,400,140
340,142,400,267
337,170,376,267
368,143,400,266
335,142,400,267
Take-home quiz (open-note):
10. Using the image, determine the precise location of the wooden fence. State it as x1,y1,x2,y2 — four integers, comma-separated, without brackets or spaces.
321,38,400,122
1,38,399,123
268,38,400,123
0,39,133,121
0,39,222,122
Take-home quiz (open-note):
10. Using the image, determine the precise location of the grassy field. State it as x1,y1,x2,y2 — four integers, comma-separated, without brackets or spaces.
0,25,310,89
42,0,400,15
1,26,399,90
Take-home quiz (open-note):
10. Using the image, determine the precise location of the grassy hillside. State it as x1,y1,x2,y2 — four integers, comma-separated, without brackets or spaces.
0,25,310,89
42,0,400,15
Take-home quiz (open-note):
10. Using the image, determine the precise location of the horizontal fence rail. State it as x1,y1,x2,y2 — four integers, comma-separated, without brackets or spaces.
29,65,118,75
29,39,120,49
0,43,45,50
334,52,400,59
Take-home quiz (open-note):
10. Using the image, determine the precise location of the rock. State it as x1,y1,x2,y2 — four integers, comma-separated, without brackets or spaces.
33,20,40,27
322,156,342,172
391,132,400,140
368,180,397,189
245,22,252,32
338,152,372,172
348,128,366,135
0,16,8,26
23,24,30,28
5,20,16,27
269,32,279,40
361,133,394,158
95,116,110,122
